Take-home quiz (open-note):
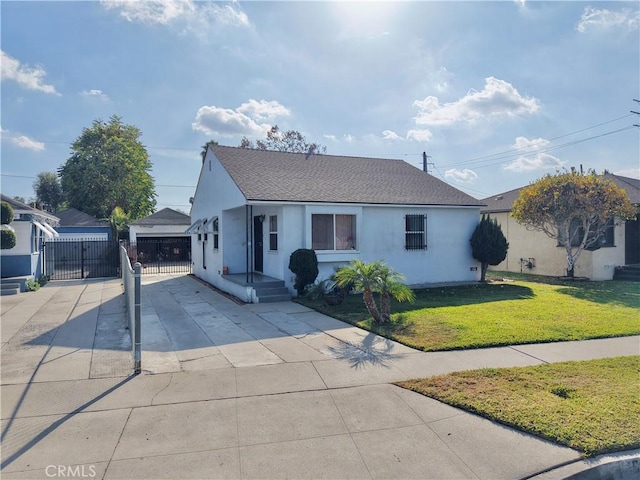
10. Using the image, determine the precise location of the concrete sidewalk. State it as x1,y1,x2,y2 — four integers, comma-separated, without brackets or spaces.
1,275,638,479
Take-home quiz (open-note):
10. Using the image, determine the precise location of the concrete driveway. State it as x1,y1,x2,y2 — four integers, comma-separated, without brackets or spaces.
2,274,638,479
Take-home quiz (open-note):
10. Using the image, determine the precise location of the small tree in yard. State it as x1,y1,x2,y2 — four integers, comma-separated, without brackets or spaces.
512,170,636,278
470,215,509,282
334,260,415,323
288,249,319,296
1,201,16,250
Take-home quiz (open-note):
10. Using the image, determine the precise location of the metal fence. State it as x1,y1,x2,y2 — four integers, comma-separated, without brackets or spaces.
121,245,141,374
122,237,192,275
44,239,120,280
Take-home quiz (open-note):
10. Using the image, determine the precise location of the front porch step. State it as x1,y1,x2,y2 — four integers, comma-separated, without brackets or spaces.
614,265,640,281
0,282,21,295
252,284,291,303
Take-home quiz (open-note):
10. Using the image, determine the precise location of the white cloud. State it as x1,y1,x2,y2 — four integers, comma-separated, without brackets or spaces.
81,89,110,101
406,129,433,142
323,134,337,141
445,168,478,183
503,136,564,172
344,134,355,143
382,130,401,140
577,6,639,33
192,98,291,137
101,0,249,27
1,50,59,95
0,127,45,151
192,106,268,137
236,99,290,121
413,77,539,126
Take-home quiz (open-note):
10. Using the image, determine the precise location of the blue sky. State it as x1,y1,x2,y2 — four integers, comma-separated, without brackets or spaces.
2,0,639,214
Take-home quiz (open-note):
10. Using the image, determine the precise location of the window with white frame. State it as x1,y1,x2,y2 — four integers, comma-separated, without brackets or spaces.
405,214,427,250
312,214,356,251
212,218,219,250
269,215,278,251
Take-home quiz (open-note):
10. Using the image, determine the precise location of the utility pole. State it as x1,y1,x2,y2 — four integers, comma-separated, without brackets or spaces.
422,151,434,174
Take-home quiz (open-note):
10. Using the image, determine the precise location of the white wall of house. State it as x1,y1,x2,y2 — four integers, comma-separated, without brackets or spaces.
189,153,250,290
4,221,33,255
129,224,190,243
57,232,109,241
488,212,626,280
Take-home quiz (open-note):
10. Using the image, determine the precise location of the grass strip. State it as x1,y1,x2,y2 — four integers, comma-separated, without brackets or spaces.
396,356,640,456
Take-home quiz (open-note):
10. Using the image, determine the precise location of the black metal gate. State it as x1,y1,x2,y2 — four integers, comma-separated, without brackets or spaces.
127,237,192,274
44,239,120,280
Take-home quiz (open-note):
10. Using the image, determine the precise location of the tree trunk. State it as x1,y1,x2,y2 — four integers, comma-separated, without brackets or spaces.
380,291,391,322
362,289,382,323
481,262,488,282
566,245,575,278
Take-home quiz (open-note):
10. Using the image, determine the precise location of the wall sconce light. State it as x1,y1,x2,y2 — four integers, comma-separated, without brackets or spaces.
258,214,266,223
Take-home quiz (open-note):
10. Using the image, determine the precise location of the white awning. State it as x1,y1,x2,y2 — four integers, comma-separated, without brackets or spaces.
185,218,203,234
33,220,59,239
203,217,217,233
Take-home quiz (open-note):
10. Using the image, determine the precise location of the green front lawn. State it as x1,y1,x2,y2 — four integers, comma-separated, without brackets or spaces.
296,276,640,351
396,356,640,456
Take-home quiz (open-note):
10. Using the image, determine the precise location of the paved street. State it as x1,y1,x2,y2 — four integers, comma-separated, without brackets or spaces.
1,274,638,479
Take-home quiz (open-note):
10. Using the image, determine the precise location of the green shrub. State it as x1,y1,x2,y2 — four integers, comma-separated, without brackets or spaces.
1,228,17,250
288,249,319,296
25,279,40,292
1,201,14,225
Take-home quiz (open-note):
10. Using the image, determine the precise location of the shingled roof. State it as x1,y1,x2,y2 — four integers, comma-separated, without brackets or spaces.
56,208,109,227
210,145,484,207
482,173,640,212
130,208,191,226
0,194,59,223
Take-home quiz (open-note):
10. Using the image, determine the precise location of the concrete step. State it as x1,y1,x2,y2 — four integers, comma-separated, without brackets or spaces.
253,286,291,303
613,266,640,281
0,283,21,295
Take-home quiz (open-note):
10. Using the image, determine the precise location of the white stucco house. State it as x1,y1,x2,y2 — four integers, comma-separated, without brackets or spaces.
188,145,485,303
482,173,640,280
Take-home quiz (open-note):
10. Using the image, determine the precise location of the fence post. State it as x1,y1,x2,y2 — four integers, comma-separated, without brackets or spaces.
133,262,142,374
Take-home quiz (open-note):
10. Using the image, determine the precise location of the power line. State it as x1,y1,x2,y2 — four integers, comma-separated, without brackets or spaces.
442,125,636,170
442,114,635,168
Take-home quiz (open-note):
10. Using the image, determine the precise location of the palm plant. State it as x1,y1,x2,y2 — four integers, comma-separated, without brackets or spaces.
334,260,415,323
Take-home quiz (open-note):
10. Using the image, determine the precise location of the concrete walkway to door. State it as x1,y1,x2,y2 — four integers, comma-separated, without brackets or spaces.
1,274,638,479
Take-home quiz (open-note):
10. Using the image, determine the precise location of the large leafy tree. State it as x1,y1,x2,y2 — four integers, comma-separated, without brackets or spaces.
33,171,63,213
334,260,415,323
470,215,509,282
240,125,327,154
511,171,636,277
59,115,156,220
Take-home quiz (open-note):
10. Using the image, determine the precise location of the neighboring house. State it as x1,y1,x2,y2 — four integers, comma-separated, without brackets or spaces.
482,173,640,280
54,208,111,240
129,208,191,267
188,145,485,303
0,194,59,281
129,208,191,243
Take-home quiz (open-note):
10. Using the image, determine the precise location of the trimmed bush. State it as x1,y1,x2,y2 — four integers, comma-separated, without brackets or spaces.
288,249,319,296
1,201,13,225
1,228,16,250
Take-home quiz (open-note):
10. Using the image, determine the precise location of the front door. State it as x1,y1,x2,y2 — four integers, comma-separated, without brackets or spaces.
625,218,640,265
253,216,263,272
